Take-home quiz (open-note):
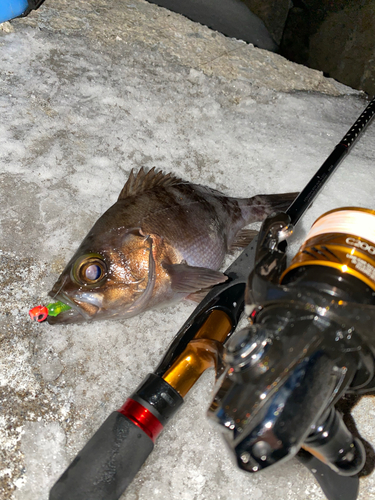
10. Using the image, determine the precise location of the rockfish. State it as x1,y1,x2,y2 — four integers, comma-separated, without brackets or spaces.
48,168,297,324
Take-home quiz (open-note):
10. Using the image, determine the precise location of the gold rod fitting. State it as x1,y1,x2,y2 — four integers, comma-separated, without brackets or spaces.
163,309,232,397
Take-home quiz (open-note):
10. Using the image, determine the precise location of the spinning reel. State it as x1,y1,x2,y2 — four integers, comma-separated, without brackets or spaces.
50,98,375,500
208,207,375,500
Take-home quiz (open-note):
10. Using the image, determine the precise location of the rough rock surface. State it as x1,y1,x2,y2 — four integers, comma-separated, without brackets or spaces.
1,1,374,500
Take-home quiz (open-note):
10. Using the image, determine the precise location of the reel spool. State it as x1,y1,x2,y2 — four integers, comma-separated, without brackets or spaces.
281,207,375,304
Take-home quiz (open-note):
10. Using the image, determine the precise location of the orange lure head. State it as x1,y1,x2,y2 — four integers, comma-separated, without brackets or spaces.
29,305,49,322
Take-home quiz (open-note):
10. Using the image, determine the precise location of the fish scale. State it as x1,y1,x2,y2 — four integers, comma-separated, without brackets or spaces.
47,168,297,324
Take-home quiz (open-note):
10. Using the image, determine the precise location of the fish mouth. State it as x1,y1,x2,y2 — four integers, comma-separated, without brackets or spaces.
47,236,156,325
46,292,98,324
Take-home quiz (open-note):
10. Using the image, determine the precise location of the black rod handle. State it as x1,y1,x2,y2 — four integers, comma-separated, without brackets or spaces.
49,412,154,500
49,375,183,500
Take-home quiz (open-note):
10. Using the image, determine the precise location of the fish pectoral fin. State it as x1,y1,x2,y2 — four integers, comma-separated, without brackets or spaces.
229,228,258,253
163,262,228,294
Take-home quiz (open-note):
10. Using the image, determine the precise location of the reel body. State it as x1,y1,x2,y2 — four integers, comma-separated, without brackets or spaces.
208,208,375,499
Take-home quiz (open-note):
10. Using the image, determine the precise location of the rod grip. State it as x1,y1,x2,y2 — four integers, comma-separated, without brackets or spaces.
49,411,154,500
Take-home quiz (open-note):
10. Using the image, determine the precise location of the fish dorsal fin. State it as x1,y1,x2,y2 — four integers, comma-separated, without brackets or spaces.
118,167,184,200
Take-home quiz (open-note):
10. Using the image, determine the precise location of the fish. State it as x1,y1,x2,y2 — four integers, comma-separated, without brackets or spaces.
47,168,297,324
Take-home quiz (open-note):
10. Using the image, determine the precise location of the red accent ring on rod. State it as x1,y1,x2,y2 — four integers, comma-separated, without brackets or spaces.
118,399,163,443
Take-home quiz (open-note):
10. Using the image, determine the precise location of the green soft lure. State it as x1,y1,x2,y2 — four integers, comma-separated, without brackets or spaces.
29,301,71,322
47,301,71,317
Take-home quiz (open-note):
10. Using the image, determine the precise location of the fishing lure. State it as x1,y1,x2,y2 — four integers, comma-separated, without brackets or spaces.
29,302,71,322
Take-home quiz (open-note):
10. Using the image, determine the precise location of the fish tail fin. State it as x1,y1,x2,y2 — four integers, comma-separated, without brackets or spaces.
239,192,298,224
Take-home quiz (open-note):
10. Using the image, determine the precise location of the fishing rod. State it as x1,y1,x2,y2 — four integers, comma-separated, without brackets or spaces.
49,96,375,500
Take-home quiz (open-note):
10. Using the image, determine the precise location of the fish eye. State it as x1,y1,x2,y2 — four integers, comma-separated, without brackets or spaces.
72,254,107,285
85,264,102,281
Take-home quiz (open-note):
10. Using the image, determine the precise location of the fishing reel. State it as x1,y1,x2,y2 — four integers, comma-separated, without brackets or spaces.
208,207,375,500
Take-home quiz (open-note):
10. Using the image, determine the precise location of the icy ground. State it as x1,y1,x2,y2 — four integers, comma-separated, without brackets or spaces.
1,0,375,499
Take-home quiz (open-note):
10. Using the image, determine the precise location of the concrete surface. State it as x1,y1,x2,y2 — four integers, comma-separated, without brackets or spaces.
1,1,375,499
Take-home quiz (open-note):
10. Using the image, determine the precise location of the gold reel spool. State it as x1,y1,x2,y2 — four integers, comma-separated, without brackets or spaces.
280,207,375,291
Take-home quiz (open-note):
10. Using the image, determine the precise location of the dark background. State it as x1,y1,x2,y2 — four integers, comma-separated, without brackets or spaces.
147,0,375,97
